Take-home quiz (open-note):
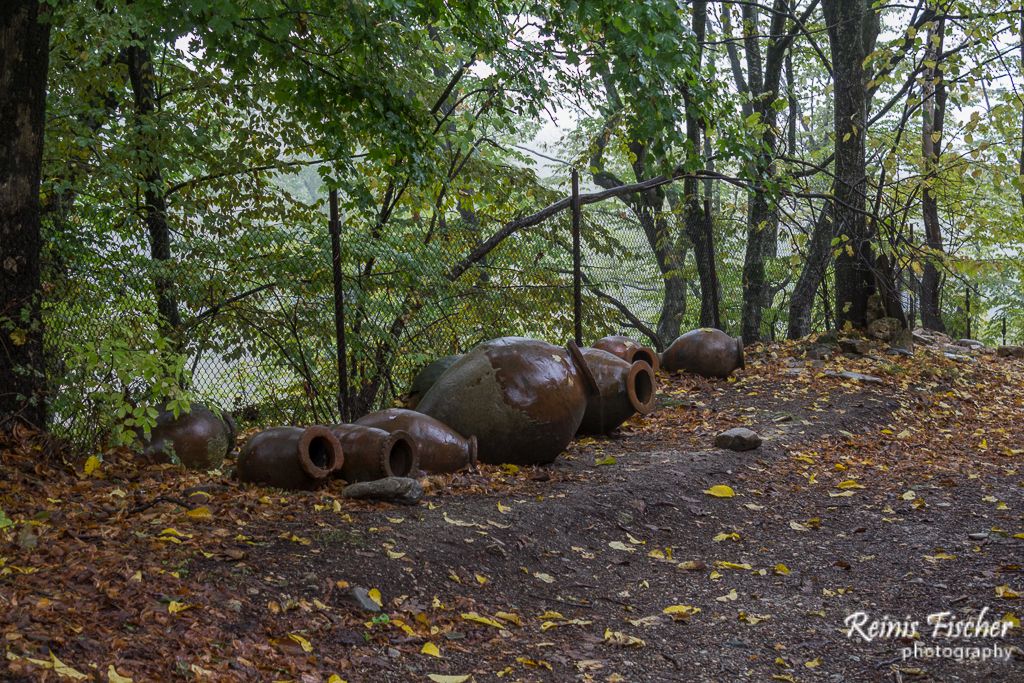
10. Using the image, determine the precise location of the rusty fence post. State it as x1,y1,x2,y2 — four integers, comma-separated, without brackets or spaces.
328,189,351,422
571,169,582,347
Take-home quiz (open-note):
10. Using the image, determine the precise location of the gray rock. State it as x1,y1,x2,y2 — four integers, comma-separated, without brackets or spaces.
838,338,871,355
867,317,903,342
714,427,762,452
342,477,424,505
825,370,884,385
346,586,383,612
886,347,914,357
804,344,834,361
958,338,984,348
997,345,1024,359
944,352,974,363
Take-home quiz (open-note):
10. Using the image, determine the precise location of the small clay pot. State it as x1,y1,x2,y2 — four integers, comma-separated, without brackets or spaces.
330,424,419,482
355,408,477,474
593,335,661,373
236,426,343,490
662,328,745,378
577,348,657,435
139,402,235,470
406,355,463,408
415,337,598,466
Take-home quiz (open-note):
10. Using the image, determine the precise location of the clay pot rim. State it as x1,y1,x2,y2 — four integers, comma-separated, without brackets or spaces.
566,340,600,395
380,429,420,478
627,346,661,374
734,336,746,370
626,360,658,414
467,435,479,468
298,426,344,480
594,336,661,374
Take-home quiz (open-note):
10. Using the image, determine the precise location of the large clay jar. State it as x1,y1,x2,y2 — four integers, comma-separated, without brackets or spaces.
662,328,745,378
330,424,419,482
139,403,236,470
237,426,343,490
415,337,598,466
406,355,463,408
577,348,657,435
593,335,661,373
355,408,477,474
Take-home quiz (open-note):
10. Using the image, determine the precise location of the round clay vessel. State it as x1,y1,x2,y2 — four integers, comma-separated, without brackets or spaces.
330,424,420,482
355,408,477,474
577,348,657,435
139,402,235,470
237,426,343,490
415,337,598,466
662,328,745,378
593,335,661,373
406,354,463,408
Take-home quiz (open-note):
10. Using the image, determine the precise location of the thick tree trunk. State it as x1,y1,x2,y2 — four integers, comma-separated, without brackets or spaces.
0,1,50,429
787,203,832,339
823,0,873,330
635,196,687,349
919,17,946,332
741,192,777,342
684,0,721,329
125,44,181,331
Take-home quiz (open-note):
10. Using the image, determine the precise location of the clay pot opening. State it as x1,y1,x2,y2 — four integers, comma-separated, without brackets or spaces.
734,337,746,370
630,347,660,373
299,427,343,479
384,431,418,477
626,361,657,414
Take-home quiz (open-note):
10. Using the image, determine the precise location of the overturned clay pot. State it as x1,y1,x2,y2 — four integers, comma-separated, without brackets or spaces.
577,348,657,435
330,424,420,483
592,335,661,373
139,402,236,470
406,354,463,408
415,337,598,466
236,426,343,490
355,408,477,474
662,328,745,378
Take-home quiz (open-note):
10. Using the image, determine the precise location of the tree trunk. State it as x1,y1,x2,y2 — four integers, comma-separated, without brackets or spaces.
823,0,873,330
919,17,946,332
684,0,721,329
124,44,181,331
0,1,50,429
787,203,832,339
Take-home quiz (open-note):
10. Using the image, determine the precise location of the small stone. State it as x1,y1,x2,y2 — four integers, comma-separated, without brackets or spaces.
227,599,243,613
804,344,834,361
944,352,973,363
997,345,1024,359
714,427,762,452
342,477,424,505
838,338,870,355
958,338,984,348
968,532,988,541
347,586,382,612
886,347,913,357
867,317,903,342
825,370,884,385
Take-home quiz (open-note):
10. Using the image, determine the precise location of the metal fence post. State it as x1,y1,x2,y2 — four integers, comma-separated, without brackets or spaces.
328,189,350,422
571,169,582,346
1002,316,1007,345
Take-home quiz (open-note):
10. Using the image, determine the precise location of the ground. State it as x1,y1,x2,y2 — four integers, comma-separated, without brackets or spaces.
2,339,1023,682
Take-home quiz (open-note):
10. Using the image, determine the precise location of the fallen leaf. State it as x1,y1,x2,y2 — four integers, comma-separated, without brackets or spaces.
461,612,504,629
288,633,313,653
603,628,645,647
704,485,736,498
421,642,441,657
107,664,133,682
167,601,190,615
427,675,471,683
368,588,383,608
662,604,701,621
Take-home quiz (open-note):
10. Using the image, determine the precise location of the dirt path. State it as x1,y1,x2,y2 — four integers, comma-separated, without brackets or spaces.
2,341,1023,682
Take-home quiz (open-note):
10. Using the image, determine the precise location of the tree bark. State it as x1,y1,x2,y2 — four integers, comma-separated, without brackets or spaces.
787,202,832,339
684,0,721,329
124,44,181,331
823,0,874,330
919,16,946,331
1,1,50,429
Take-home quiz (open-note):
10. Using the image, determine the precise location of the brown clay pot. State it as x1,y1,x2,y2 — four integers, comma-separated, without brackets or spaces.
662,328,745,378
406,355,463,408
415,337,598,466
330,424,420,482
592,335,661,373
577,348,657,435
139,402,236,470
355,408,477,474
236,426,343,490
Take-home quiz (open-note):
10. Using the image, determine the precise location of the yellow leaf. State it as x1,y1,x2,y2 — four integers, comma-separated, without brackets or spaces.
704,485,735,498
713,532,740,543
805,658,822,668
83,455,102,476
107,664,134,682
533,572,555,583
494,611,523,627
739,612,770,625
368,588,383,608
1002,613,1020,629
427,675,471,683
499,464,519,475
475,573,489,585
662,605,701,621
774,563,791,576
167,601,190,614
496,502,511,514
186,506,212,520
421,642,441,658
835,479,864,490
995,584,1021,599
609,541,636,552
603,628,645,647
327,676,347,683
49,653,89,680
829,491,855,498
714,561,752,570
386,550,406,560
288,633,313,653
443,513,478,527
716,589,739,602
789,521,810,532
461,612,504,629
